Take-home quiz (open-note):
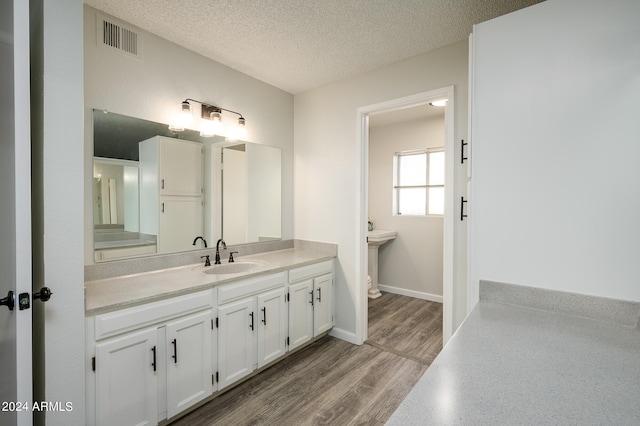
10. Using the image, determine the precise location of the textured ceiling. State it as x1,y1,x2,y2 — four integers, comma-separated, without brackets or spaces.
84,0,543,94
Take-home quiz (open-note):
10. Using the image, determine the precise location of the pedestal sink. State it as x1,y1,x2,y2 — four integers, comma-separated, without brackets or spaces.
367,229,397,299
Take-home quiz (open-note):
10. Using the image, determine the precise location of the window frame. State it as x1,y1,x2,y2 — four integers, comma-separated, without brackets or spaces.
392,148,445,217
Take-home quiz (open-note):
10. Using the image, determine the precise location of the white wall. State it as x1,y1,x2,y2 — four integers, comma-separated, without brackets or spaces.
470,0,640,304
294,40,469,339
369,115,444,300
83,5,294,263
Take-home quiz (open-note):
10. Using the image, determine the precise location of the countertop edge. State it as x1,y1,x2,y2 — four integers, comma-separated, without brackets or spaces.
85,249,335,316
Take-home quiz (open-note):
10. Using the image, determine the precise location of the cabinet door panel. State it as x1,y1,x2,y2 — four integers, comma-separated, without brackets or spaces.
257,287,287,367
96,328,158,426
314,273,334,336
165,310,212,419
159,137,203,196
218,298,256,389
288,280,314,351
158,197,203,253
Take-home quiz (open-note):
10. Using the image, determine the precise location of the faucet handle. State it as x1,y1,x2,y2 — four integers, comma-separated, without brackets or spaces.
229,251,238,263
201,255,211,267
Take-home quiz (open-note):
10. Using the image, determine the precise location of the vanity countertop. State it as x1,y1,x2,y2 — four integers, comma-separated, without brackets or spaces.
85,247,335,315
386,283,640,425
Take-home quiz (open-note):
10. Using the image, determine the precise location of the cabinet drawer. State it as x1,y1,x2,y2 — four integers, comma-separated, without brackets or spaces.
94,289,213,340
288,260,334,283
217,272,287,305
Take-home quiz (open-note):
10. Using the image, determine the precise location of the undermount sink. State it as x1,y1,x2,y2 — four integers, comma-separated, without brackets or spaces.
204,261,266,275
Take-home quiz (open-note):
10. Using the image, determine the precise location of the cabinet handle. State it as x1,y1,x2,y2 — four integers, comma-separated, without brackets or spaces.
261,307,267,325
461,139,468,164
460,196,468,221
309,290,314,306
317,288,322,302
171,338,177,364
161,178,165,189
249,312,254,330
151,346,157,372
162,202,165,213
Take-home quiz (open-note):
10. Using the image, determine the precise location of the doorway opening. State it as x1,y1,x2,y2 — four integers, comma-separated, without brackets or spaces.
355,86,455,346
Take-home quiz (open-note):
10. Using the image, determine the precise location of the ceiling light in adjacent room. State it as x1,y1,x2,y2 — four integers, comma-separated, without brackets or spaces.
429,99,448,107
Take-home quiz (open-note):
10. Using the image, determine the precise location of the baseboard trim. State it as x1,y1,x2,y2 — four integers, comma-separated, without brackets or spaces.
378,284,443,304
329,327,358,344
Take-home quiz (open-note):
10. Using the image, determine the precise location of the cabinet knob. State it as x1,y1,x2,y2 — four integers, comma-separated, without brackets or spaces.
33,287,52,302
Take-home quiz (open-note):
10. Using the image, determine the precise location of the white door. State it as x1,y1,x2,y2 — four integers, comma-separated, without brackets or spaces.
0,1,33,425
95,328,158,426
288,280,314,351
165,310,212,419
257,287,287,367
217,297,255,389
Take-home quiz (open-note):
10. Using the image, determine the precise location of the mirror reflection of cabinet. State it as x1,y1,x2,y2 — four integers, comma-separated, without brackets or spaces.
91,110,283,262
139,136,204,254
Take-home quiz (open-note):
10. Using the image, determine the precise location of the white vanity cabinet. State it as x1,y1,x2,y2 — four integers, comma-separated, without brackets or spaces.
139,136,204,254
94,327,158,426
216,272,288,390
164,310,212,419
288,260,334,351
86,290,214,425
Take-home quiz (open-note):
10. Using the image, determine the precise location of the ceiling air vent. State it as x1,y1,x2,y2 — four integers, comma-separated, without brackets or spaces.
97,14,143,60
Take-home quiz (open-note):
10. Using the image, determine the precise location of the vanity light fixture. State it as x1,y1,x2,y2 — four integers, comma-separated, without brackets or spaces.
168,100,194,131
170,98,246,139
429,99,448,107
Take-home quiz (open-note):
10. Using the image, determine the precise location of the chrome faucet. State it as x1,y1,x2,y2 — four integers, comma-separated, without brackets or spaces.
214,239,226,264
192,236,207,248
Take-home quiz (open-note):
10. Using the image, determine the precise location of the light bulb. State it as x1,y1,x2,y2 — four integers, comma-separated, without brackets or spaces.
169,101,193,131
200,111,224,137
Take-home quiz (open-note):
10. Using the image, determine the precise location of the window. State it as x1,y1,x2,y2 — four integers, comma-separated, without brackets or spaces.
393,149,444,216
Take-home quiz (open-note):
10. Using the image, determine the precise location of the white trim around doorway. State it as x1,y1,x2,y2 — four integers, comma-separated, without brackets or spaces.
355,86,455,345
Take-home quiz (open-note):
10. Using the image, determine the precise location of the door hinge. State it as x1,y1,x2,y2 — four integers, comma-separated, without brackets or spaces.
92,356,96,372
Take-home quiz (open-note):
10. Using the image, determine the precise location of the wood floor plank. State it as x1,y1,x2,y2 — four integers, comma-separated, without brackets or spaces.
169,292,442,426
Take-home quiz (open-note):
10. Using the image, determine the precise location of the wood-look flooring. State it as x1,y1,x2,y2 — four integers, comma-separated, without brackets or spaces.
170,292,442,426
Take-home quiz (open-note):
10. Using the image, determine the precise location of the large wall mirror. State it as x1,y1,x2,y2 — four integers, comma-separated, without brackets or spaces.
92,109,281,262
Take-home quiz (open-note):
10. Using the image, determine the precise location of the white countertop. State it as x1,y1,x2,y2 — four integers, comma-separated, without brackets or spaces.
387,289,640,425
85,248,334,315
